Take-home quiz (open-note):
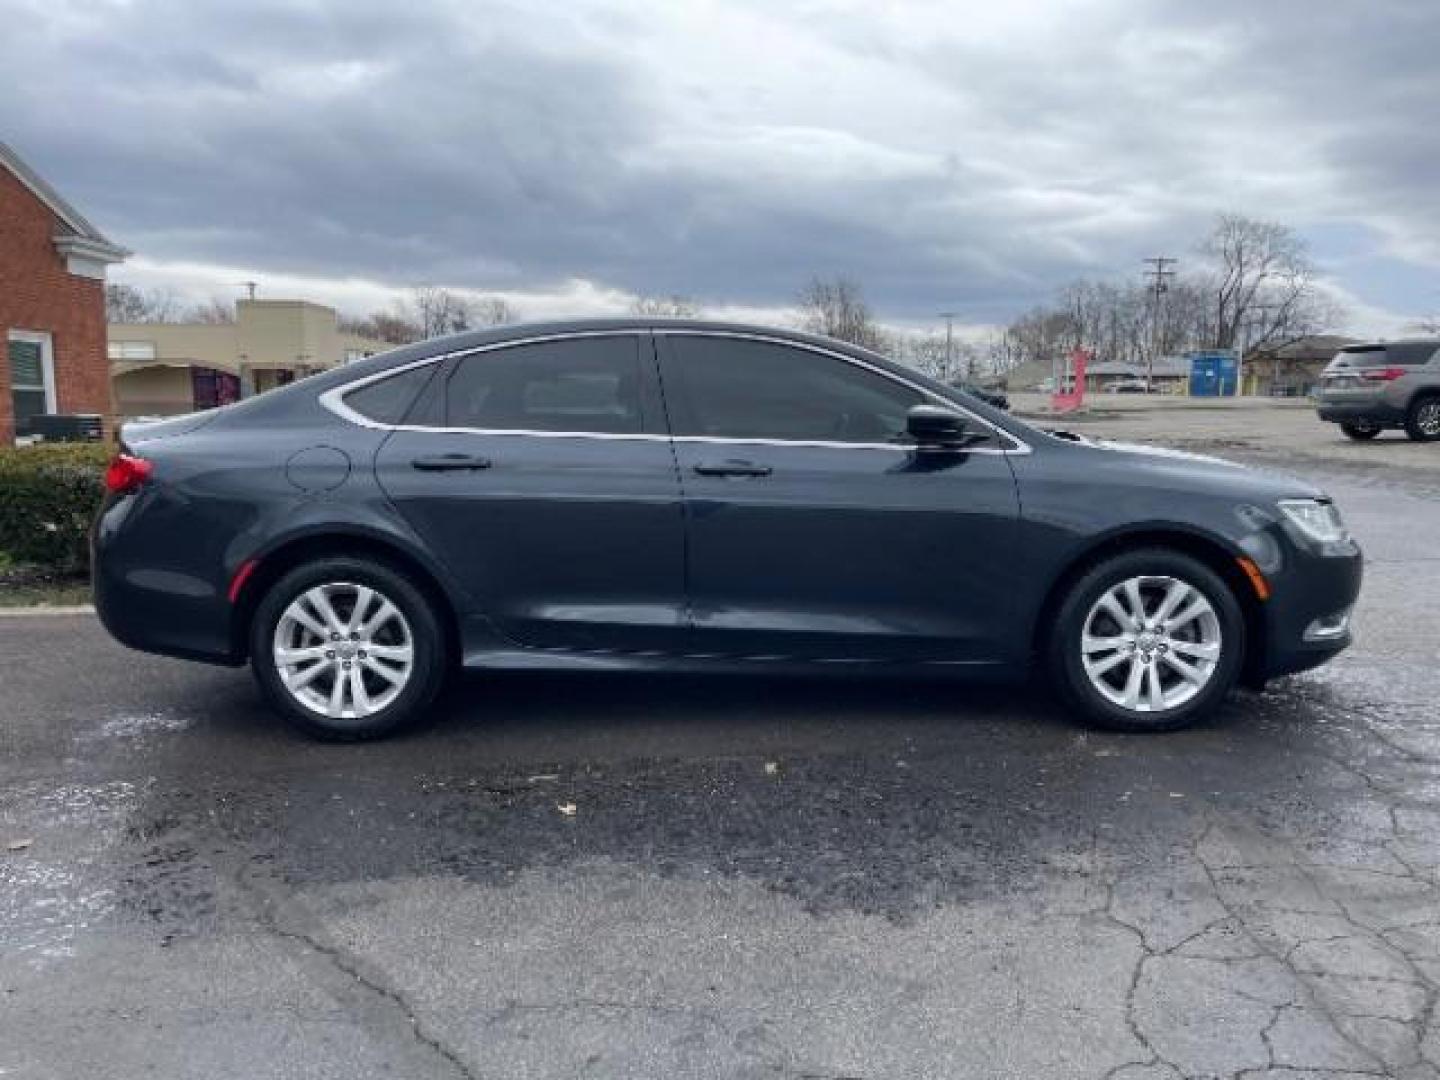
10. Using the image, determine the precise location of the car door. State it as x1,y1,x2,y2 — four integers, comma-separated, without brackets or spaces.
656,332,1023,663
373,331,686,653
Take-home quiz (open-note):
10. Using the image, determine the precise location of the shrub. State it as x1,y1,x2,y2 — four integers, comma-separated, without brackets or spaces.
0,443,113,572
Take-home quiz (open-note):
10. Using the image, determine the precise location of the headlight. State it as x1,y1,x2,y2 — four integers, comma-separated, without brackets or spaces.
1278,499,1349,546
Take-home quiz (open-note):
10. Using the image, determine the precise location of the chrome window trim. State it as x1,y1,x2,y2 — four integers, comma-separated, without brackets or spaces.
653,328,1029,454
318,330,647,433
319,328,1031,455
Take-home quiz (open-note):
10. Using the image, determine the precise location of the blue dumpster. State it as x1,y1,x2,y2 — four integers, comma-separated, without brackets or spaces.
1189,351,1238,396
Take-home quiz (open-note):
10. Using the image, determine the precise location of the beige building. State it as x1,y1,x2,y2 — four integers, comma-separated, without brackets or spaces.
1242,334,1359,398
110,299,391,418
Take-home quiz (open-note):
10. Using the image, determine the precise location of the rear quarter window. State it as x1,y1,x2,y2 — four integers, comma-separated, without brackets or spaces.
342,364,437,424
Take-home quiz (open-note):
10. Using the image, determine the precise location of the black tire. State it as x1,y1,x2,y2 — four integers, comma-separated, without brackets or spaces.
1046,548,1245,733
249,556,448,740
1403,395,1440,442
1339,421,1381,441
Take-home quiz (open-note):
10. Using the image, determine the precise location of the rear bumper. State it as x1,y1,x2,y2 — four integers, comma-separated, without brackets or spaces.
92,493,242,666
1316,400,1405,426
1256,543,1363,680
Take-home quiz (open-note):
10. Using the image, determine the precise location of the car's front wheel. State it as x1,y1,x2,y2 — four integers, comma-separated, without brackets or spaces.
250,557,448,740
1048,549,1245,732
1339,420,1381,441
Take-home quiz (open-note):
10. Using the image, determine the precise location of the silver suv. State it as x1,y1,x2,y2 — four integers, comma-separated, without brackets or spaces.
1315,340,1440,441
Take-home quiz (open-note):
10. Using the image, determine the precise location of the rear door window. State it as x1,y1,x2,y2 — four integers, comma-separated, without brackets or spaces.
445,335,645,434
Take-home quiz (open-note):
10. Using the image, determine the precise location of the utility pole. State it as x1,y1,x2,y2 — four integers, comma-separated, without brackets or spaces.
939,312,957,380
1143,258,1177,392
1246,301,1280,396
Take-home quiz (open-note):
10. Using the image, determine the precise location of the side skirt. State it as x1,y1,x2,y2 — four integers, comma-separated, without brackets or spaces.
459,644,1020,681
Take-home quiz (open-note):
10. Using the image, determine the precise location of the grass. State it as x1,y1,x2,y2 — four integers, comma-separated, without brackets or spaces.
0,557,92,608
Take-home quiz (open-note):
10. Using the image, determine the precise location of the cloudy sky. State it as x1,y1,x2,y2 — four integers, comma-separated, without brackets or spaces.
5,0,1438,336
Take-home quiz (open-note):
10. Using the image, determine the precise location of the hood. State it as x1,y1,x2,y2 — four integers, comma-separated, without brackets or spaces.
1093,438,1245,469
1048,431,1326,502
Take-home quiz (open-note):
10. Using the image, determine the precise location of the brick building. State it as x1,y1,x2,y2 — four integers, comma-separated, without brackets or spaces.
1,141,128,443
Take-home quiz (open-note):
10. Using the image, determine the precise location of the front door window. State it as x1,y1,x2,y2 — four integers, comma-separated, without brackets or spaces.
661,335,922,444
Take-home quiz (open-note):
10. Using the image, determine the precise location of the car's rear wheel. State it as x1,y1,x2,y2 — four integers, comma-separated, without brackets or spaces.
1339,420,1381,441
1047,549,1244,732
250,557,447,740
1403,396,1440,442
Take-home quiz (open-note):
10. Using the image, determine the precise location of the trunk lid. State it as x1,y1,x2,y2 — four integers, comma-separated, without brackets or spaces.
119,409,222,447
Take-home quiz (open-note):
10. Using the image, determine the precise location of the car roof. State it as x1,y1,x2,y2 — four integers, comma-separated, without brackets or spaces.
1342,337,1440,349
240,316,1030,444
390,317,873,360
340,317,920,387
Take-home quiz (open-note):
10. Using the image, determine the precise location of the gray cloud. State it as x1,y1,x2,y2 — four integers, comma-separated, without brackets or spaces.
3,0,1438,327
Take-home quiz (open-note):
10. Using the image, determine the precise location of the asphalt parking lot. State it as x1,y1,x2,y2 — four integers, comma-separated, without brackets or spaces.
4,414,1440,1079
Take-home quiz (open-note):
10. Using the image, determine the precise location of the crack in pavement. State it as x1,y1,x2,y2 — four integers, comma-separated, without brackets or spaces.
1198,819,1431,1075
232,866,481,1080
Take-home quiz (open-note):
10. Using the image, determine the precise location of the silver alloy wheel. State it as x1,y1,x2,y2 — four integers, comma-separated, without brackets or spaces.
1080,574,1222,713
1417,399,1440,437
273,582,414,720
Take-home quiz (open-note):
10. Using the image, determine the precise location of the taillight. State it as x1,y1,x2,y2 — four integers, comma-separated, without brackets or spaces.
1360,366,1407,381
104,453,153,495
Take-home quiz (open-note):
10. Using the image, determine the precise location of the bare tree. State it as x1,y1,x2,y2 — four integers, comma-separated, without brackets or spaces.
404,286,474,339
105,284,180,324
470,296,517,327
898,333,953,381
186,297,235,325
995,214,1345,378
340,289,514,345
796,276,881,349
630,294,702,318
402,286,516,339
984,329,1025,376
891,332,983,382
339,311,423,345
1198,214,1334,351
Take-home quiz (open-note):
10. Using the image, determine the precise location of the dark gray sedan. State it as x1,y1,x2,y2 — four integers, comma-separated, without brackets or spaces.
93,320,1361,739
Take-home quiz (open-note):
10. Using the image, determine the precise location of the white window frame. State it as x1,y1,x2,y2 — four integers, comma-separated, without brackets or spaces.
8,329,58,415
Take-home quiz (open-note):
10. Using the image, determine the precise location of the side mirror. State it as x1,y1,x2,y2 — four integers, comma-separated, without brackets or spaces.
905,404,987,450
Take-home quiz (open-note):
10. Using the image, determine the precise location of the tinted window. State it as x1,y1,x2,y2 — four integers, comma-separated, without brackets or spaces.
446,336,644,433
1338,343,1439,366
344,364,437,424
665,336,923,443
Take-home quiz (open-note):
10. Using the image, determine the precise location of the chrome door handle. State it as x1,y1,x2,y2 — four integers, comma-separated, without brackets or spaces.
412,454,492,471
692,460,773,478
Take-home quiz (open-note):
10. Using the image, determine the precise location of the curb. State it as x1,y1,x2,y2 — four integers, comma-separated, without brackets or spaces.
0,605,96,617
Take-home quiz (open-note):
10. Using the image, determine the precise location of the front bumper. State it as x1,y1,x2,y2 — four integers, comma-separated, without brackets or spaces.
1256,540,1363,680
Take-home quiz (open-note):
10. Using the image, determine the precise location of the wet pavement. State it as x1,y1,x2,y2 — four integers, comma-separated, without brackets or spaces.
3,449,1439,1079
